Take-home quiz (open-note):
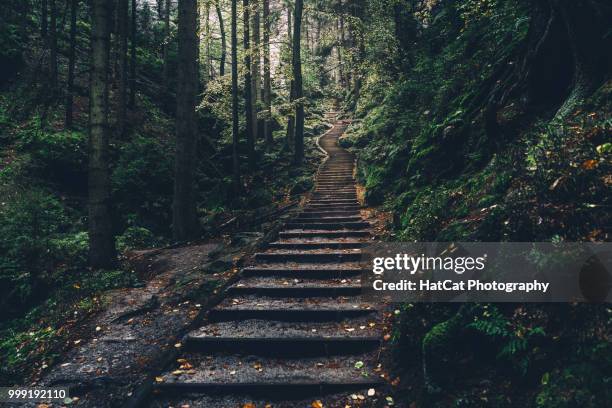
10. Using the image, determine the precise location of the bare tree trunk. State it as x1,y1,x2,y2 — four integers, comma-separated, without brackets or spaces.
251,0,261,141
243,0,255,169
65,0,78,129
204,1,211,80
117,0,129,137
42,0,48,38
262,0,272,146
292,0,304,164
173,0,200,241
49,0,58,87
89,0,116,268
129,0,137,108
285,6,294,151
338,10,345,87
216,1,227,76
231,0,240,192
163,0,171,91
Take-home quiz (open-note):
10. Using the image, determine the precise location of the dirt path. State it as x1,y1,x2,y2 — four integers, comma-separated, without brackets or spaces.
149,117,386,407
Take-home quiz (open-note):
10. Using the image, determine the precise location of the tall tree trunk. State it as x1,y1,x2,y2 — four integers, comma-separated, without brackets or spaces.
129,0,137,108
42,0,48,38
251,0,261,141
65,0,78,129
285,6,294,151
262,0,272,145
117,0,129,137
216,1,227,76
338,11,345,87
172,0,200,241
203,1,211,80
243,0,255,169
292,0,304,164
231,0,240,192
89,0,117,268
49,0,58,87
163,0,171,93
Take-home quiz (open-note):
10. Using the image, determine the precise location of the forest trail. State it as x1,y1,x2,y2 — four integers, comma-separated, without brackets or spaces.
151,116,385,407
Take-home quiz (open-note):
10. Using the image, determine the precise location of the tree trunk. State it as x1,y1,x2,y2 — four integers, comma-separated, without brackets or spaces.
65,0,78,129
42,0,48,38
117,0,129,137
89,0,116,268
49,0,58,87
251,0,261,141
285,6,293,151
163,0,171,92
172,0,200,241
129,0,137,108
262,0,272,145
216,1,227,76
292,0,304,164
204,1,211,80
243,0,255,169
231,0,240,192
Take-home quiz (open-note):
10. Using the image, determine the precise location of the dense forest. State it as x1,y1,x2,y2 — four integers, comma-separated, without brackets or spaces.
0,0,610,406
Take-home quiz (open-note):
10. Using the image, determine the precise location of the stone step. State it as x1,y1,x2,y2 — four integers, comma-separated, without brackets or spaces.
254,249,362,263
285,221,369,230
302,205,362,212
293,216,362,223
268,240,365,249
241,264,364,278
298,210,360,217
155,354,383,396
184,318,378,355
209,296,375,322
279,230,370,238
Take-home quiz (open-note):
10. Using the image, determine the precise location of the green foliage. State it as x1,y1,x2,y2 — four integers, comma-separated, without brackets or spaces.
468,305,546,374
290,175,314,195
0,187,70,303
116,226,158,252
536,358,612,407
112,135,174,233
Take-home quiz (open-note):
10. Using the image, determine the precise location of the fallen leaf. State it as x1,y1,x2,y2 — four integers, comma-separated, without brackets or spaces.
367,388,375,396
383,334,391,341
582,159,598,169
354,361,364,369
242,404,256,408
154,376,164,383
311,401,324,408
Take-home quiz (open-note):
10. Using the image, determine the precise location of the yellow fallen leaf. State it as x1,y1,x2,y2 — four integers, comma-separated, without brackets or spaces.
243,404,256,408
154,376,164,383
311,401,324,408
